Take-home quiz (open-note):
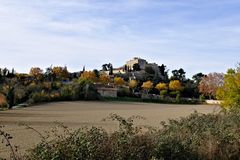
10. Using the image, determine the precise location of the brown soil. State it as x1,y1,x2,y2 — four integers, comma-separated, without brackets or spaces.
0,101,220,158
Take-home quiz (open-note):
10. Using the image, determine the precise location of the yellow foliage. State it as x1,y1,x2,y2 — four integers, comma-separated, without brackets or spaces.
216,68,240,109
29,67,43,77
169,80,182,91
236,72,240,87
216,87,225,100
155,83,168,91
114,77,125,86
99,74,111,84
52,66,69,79
141,80,153,91
129,80,138,89
80,71,97,82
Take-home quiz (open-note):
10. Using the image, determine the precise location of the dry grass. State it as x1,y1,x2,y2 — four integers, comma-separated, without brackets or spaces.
0,101,220,159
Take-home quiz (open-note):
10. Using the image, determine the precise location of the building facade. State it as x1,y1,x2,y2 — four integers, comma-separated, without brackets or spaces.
126,57,147,70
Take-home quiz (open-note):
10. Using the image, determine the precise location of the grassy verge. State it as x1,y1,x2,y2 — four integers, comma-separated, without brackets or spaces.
102,96,201,105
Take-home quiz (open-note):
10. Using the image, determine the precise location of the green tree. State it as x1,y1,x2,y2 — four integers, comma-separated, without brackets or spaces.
158,64,169,82
216,67,240,109
93,69,100,78
133,64,141,71
192,73,205,84
171,68,186,82
145,66,155,75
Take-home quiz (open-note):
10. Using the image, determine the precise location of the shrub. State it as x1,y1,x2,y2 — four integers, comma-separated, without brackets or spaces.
155,110,240,160
0,94,8,108
117,87,130,97
160,90,168,99
25,111,240,160
199,94,205,103
26,114,155,160
28,91,50,104
14,85,28,104
60,84,73,100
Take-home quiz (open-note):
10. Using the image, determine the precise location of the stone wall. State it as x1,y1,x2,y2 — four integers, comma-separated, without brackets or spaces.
97,87,118,98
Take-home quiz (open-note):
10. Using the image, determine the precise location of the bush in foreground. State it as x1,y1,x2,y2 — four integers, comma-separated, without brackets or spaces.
21,110,240,160
25,114,156,160
155,110,240,160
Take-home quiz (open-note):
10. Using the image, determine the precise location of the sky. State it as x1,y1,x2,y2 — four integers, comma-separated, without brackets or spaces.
0,0,239,78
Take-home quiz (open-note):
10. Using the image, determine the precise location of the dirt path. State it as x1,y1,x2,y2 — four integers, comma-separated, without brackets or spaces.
0,101,220,158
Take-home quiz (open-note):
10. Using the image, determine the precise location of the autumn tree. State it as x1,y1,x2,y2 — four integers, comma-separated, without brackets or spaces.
199,72,224,99
141,80,153,94
80,71,97,82
169,80,182,91
216,68,240,109
29,67,43,81
129,80,138,93
155,82,168,98
52,66,69,80
114,77,125,86
99,74,111,85
155,82,167,91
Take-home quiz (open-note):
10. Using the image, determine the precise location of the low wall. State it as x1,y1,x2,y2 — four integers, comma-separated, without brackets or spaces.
205,100,222,104
97,87,117,98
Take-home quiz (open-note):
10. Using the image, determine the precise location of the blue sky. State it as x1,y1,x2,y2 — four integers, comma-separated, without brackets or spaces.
0,0,239,77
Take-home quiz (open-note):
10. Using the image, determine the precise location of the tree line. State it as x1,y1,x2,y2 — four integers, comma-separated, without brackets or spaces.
1,63,239,109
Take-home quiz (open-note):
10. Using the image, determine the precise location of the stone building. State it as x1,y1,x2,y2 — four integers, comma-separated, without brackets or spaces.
126,57,147,70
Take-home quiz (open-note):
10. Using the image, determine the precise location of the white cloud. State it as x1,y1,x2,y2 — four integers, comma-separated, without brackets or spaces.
0,0,239,77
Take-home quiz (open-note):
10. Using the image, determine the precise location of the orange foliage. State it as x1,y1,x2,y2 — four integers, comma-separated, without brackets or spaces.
99,74,111,84
80,71,97,82
29,67,43,77
52,66,69,79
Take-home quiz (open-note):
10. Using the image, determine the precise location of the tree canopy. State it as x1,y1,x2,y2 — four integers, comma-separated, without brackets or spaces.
216,67,240,109
199,73,224,99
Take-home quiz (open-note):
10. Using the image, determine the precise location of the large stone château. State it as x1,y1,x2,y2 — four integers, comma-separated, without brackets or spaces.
126,57,147,70
111,57,159,74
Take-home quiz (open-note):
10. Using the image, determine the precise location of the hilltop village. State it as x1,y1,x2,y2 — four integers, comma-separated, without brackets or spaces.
0,57,212,109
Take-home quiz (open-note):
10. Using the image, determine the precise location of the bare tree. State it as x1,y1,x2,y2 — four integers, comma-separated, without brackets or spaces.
199,72,224,99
